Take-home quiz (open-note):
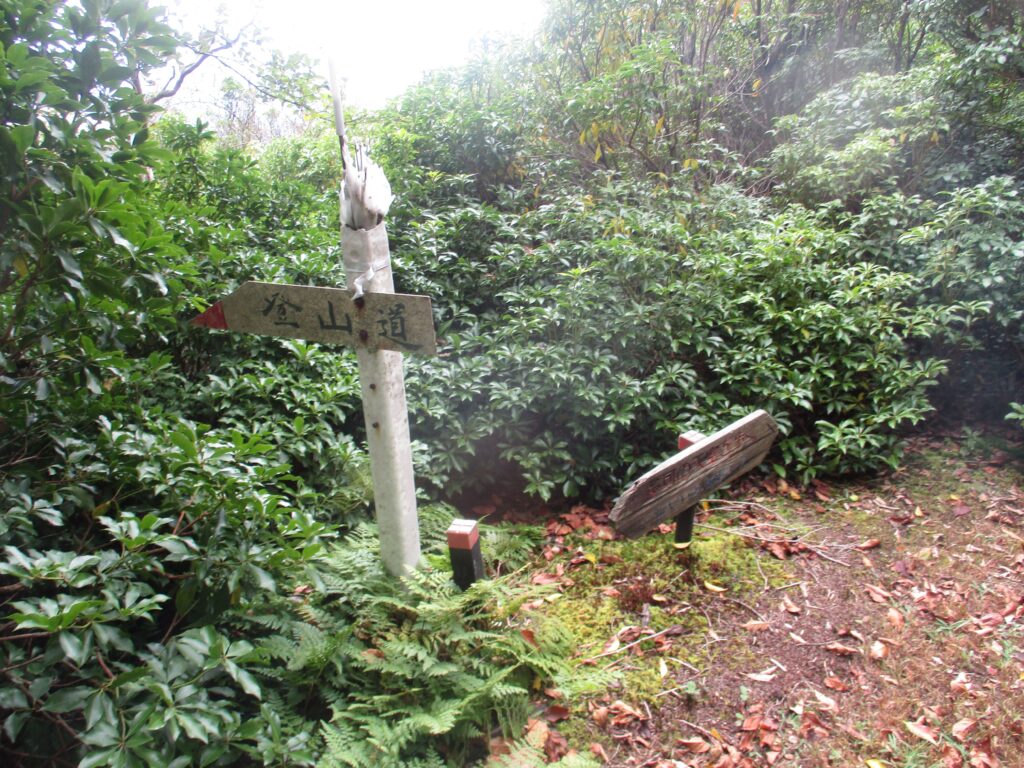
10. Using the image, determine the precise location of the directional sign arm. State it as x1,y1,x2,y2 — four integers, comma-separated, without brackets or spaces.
610,410,778,539
190,281,436,356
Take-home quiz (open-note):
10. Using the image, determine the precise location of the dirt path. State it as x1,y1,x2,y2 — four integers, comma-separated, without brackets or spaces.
515,433,1024,767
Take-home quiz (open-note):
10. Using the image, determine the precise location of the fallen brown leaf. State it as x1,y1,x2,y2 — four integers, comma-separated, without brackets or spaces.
887,607,905,630
813,690,838,713
952,717,978,741
865,584,892,603
905,719,940,745
544,729,568,762
942,744,965,768
608,699,646,725
677,736,711,753
824,676,850,692
824,642,860,656
782,595,802,614
531,572,562,586
799,710,831,739
524,718,549,749
544,704,571,723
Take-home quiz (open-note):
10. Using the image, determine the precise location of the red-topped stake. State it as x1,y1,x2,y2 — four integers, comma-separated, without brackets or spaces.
447,519,484,590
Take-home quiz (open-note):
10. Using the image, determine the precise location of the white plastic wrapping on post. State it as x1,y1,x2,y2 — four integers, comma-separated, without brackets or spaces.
344,221,421,577
342,220,392,299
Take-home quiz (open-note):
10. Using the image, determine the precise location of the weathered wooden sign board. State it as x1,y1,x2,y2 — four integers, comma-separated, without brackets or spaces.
610,410,778,539
191,281,437,356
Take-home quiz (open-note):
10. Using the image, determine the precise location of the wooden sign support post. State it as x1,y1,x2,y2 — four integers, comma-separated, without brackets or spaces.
673,430,706,546
344,225,422,577
329,66,422,579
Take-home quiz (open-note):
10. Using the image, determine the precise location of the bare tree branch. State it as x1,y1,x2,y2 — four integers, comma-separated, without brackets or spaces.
146,33,244,104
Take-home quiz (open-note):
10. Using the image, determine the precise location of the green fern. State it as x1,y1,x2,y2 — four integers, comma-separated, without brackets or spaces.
227,517,587,767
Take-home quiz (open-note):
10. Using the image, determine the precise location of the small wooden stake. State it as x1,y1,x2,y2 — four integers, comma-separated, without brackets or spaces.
447,519,485,590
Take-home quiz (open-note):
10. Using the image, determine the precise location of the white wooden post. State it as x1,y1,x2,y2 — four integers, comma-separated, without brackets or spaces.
342,226,422,577
330,64,422,577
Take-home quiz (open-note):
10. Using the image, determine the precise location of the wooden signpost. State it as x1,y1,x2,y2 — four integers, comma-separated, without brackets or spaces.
609,410,778,540
192,69,432,579
190,278,436,578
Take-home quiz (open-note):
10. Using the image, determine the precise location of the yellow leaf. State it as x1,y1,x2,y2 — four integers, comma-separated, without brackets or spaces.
654,115,665,134
752,77,762,92
13,255,28,277
930,131,940,143
578,130,587,146
899,131,908,143
864,760,887,768
594,143,602,163
703,580,727,593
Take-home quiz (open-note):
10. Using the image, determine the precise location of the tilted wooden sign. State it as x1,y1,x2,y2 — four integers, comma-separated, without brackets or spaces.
191,281,437,356
610,410,778,539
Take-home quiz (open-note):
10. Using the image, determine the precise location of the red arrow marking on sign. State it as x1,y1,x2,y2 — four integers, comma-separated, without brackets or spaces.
190,301,227,329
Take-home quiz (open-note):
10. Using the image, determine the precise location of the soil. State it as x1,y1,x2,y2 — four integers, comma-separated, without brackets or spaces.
510,427,1024,768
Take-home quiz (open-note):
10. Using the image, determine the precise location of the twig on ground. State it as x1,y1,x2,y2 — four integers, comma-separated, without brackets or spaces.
665,656,702,674
772,581,804,592
697,522,852,567
655,676,701,698
803,544,851,567
590,625,681,662
720,596,769,623
677,717,719,742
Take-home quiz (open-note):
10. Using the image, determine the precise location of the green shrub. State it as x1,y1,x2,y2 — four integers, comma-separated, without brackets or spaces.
396,180,969,494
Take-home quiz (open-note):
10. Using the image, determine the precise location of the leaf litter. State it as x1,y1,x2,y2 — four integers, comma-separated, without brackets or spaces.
505,431,1024,766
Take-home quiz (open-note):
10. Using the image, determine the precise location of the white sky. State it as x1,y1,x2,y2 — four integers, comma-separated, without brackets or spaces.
163,0,549,110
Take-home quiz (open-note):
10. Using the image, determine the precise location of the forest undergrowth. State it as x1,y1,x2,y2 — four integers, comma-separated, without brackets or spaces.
1,0,1022,765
